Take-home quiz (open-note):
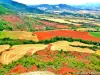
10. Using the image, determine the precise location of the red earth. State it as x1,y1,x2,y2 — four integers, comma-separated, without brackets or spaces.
1,15,23,25
55,25,70,29
6,48,94,75
26,65,38,72
47,68,56,73
41,21,71,29
42,21,57,26
10,64,26,74
33,30,100,42
36,45,56,62
10,64,38,74
58,67,77,74
33,25,45,30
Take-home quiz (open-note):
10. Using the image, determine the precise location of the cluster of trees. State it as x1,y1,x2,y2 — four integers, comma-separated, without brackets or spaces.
45,26,55,30
0,37,100,46
0,19,13,31
0,5,14,15
70,45,99,51
60,12,100,19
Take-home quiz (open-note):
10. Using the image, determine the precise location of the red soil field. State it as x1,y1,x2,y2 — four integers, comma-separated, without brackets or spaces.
26,65,38,72
42,21,70,29
55,25,70,29
42,21,57,26
33,30,100,42
10,64,38,74
33,25,45,30
0,15,23,25
10,64,26,74
58,67,77,74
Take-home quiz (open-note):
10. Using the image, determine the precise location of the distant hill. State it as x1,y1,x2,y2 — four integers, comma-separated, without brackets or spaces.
32,4,79,12
74,3,100,10
0,0,45,14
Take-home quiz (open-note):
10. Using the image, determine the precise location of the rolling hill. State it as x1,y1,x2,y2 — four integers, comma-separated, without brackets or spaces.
32,4,79,12
0,5,14,15
0,0,45,14
74,3,100,10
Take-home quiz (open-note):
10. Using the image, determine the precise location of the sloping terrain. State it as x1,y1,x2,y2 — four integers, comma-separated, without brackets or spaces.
33,4,79,12
0,43,100,75
0,45,10,53
0,41,99,65
0,5,14,15
1,0,44,14
0,44,48,64
0,1,100,75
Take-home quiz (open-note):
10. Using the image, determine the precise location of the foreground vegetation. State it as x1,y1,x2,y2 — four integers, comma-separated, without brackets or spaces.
0,50,100,75
0,19,13,31
0,5,14,15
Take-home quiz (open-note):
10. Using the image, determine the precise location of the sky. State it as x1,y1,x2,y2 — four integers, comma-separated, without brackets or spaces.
13,0,100,5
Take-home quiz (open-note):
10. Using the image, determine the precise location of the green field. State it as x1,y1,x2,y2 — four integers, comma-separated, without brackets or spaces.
89,32,100,37
0,31,17,39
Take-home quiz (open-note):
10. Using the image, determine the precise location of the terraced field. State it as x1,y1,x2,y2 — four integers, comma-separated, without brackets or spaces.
0,30,100,75
0,42,100,75
0,14,100,75
0,41,99,65
0,44,48,65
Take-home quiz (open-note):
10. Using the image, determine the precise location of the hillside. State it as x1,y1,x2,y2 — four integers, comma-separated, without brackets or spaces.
74,3,100,10
0,0,44,14
33,4,79,12
0,5,14,15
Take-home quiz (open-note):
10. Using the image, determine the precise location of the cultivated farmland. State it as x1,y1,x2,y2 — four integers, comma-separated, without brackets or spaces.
33,30,100,42
0,4,100,75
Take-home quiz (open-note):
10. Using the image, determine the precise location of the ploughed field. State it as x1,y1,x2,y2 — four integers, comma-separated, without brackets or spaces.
1,30,100,42
33,30,100,42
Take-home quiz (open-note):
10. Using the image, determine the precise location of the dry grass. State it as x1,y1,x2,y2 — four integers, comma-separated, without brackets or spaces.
51,41,95,53
0,44,47,65
77,28,96,31
95,50,100,55
0,45,10,53
42,18,72,24
0,31,38,41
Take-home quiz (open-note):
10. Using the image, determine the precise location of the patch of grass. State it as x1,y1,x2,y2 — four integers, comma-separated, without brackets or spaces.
89,32,100,37
0,32,17,39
